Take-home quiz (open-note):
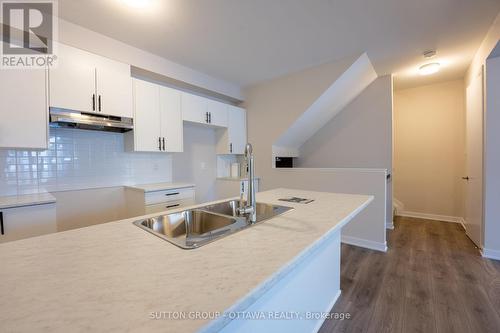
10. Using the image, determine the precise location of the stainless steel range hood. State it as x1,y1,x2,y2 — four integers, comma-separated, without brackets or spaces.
49,109,133,133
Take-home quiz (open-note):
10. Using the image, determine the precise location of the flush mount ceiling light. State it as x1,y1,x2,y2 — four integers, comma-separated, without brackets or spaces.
122,0,151,8
419,62,440,75
418,50,440,75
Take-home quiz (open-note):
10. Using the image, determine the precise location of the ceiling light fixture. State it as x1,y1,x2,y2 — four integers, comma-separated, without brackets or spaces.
419,62,440,76
122,0,150,8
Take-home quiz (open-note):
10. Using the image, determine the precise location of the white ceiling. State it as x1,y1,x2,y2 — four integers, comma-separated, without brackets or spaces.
58,0,500,89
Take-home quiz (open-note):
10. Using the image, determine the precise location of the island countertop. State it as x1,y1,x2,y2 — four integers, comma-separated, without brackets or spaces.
0,188,372,333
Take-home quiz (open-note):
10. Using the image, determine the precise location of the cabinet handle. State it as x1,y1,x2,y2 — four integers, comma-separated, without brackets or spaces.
209,112,212,123
158,137,162,151
162,137,166,151
230,143,233,153
98,95,102,112
92,94,96,111
165,192,180,196
166,204,180,209
0,211,4,235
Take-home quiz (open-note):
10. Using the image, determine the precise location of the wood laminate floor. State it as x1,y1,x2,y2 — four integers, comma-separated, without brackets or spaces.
319,216,500,333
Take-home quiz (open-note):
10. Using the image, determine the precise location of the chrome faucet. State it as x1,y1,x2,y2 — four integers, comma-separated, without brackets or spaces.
238,143,256,223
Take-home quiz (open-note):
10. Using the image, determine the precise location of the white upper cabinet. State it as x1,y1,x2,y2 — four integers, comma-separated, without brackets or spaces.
160,86,183,152
49,43,96,113
0,66,48,149
182,92,228,127
125,79,183,153
207,99,228,127
216,105,247,155
182,92,208,124
126,79,161,152
49,43,133,118
227,105,247,154
95,56,133,118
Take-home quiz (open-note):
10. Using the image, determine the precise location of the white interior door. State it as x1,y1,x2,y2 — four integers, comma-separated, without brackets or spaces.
465,67,484,248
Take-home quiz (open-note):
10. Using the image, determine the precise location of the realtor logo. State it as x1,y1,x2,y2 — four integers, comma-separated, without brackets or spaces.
1,0,58,68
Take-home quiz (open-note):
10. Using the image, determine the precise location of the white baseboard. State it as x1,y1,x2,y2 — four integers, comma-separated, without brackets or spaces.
386,221,394,230
482,248,500,261
341,235,387,252
397,211,463,224
458,217,466,230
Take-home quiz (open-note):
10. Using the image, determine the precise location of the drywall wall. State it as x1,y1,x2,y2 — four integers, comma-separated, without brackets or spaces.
172,123,217,203
465,12,500,87
297,75,392,169
393,80,465,219
484,55,500,258
58,19,242,100
297,75,393,227
244,60,388,250
274,53,377,154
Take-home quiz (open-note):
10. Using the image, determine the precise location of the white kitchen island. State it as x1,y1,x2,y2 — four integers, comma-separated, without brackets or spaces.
0,189,372,333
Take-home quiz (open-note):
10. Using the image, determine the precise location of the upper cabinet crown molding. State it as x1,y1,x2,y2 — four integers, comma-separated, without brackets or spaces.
49,43,133,118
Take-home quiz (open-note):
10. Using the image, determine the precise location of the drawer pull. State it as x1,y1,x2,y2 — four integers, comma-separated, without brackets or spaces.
165,192,180,196
166,204,180,209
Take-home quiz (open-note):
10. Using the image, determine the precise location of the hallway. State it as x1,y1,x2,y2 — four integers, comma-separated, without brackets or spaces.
320,217,500,333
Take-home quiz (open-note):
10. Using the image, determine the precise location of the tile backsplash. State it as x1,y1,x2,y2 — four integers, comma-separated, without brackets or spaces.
0,128,172,196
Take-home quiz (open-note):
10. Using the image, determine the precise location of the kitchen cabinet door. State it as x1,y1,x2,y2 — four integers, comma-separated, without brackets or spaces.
182,92,208,124
160,86,183,152
49,43,97,113
0,204,57,243
207,99,228,127
0,65,48,149
130,79,162,152
216,105,247,154
227,105,247,154
95,56,133,118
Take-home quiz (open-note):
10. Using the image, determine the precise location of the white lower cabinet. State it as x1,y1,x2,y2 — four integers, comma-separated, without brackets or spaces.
0,204,57,243
125,79,183,152
125,186,196,216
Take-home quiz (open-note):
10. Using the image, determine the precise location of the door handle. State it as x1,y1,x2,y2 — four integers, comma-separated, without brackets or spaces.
98,95,102,111
230,143,233,153
162,137,165,151
462,176,470,180
92,94,96,111
158,137,162,151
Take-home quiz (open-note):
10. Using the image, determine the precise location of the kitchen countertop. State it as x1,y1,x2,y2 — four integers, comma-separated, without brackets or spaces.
0,188,372,333
0,192,56,209
125,182,195,193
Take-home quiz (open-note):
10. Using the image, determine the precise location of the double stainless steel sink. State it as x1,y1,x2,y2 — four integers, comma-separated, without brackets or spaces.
133,199,293,249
